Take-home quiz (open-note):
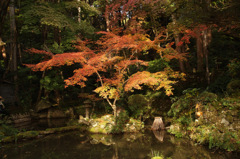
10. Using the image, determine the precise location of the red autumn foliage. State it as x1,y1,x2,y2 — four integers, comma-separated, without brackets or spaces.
26,31,184,116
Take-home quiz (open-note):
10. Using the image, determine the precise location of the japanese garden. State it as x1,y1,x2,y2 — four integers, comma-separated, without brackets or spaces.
0,0,240,158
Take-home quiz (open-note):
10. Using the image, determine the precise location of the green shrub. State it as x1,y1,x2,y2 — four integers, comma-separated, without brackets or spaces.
111,111,129,134
128,92,161,121
128,94,148,119
226,79,240,96
0,124,19,137
0,124,19,141
228,58,240,78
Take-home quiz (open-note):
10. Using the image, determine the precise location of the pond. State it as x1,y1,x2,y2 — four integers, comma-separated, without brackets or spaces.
1,129,239,159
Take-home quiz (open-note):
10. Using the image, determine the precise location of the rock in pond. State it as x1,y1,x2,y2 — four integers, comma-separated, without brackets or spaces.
88,114,144,134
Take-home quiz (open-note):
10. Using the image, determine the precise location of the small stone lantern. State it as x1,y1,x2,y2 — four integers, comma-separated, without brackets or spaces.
83,99,92,119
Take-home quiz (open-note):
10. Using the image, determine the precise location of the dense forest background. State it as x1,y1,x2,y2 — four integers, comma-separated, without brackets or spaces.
1,0,240,152
0,0,240,117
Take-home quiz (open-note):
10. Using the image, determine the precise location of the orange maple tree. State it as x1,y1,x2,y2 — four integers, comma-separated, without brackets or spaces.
26,31,184,118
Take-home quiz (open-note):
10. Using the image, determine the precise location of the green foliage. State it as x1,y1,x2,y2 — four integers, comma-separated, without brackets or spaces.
40,74,64,92
220,97,240,110
191,125,240,151
65,1,100,16
168,88,240,151
168,128,183,138
168,88,200,117
198,91,218,104
182,88,200,98
111,111,129,134
150,150,172,159
208,73,231,94
177,116,191,126
0,124,19,141
228,58,240,78
209,31,240,73
226,79,240,96
18,0,97,50
17,67,40,110
168,89,218,118
128,91,161,121
147,58,169,73
128,94,148,119
150,150,164,159
50,42,66,54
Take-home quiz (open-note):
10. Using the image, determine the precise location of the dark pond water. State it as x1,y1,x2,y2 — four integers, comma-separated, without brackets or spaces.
13,118,70,131
1,129,239,159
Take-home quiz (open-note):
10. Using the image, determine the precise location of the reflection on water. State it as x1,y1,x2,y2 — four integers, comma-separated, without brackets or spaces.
13,118,69,131
152,130,165,142
1,130,239,159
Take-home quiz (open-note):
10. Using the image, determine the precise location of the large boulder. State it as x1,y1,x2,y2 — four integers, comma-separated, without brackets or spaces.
88,115,115,134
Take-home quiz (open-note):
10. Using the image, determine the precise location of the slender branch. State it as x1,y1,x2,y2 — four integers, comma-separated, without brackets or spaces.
93,66,113,107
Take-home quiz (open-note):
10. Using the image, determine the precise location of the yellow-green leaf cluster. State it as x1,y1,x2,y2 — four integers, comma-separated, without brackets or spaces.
94,85,119,99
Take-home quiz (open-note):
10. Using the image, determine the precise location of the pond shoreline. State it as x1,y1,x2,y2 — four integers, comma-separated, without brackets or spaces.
0,124,87,143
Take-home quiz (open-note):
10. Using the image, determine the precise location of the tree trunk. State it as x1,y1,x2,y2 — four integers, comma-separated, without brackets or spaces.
196,30,204,72
172,14,185,72
105,6,110,32
112,104,117,118
9,0,18,103
175,33,186,72
9,0,17,76
0,0,10,36
105,13,110,32
42,25,48,46
203,28,212,85
112,143,119,159
0,0,10,70
77,0,81,23
54,27,61,45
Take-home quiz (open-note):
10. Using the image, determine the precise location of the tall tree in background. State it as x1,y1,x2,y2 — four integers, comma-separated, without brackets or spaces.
9,0,18,81
19,0,99,51
0,0,10,39
0,0,10,71
165,0,214,83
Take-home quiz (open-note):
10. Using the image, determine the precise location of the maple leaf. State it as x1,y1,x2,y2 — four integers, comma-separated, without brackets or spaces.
64,65,96,87
25,29,185,118
26,51,94,71
94,85,119,100
125,69,184,96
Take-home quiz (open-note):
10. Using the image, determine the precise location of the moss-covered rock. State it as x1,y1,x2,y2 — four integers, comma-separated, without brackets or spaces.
88,114,144,134
17,131,39,139
88,115,114,134
1,131,39,143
